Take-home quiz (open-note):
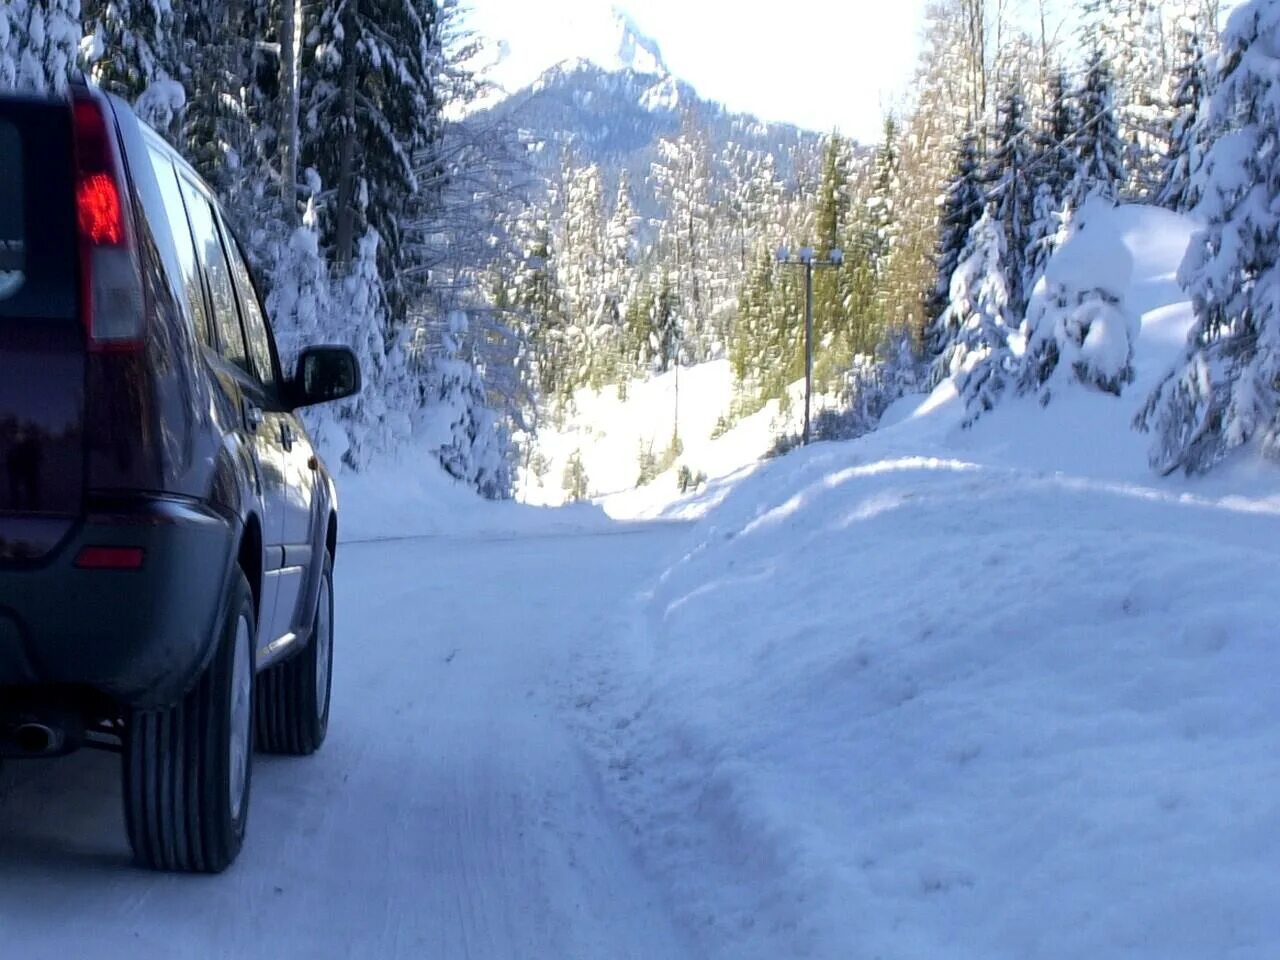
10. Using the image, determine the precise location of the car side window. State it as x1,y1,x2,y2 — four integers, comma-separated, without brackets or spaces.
179,179,248,372
147,150,212,348
221,220,277,391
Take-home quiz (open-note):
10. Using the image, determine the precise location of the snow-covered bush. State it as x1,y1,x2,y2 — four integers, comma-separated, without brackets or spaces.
428,310,513,499
1139,0,1280,474
1022,198,1138,399
808,328,925,444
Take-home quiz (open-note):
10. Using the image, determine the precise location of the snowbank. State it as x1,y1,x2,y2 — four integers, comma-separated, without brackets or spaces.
335,445,613,542
575,203,1280,959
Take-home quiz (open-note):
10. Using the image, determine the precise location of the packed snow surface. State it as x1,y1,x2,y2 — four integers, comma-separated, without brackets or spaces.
0,526,696,960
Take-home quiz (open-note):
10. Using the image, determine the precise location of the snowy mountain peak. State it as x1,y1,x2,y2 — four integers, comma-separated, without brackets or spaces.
609,7,667,77
541,5,669,79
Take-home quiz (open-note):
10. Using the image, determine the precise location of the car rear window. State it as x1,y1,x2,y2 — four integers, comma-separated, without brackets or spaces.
0,102,77,321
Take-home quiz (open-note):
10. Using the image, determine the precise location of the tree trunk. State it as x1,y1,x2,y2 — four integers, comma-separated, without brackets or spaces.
279,0,300,224
334,0,360,266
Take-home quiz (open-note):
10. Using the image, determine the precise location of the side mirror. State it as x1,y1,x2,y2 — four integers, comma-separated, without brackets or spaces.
291,346,361,408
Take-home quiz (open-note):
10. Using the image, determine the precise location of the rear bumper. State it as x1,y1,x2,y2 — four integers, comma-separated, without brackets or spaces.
0,497,236,708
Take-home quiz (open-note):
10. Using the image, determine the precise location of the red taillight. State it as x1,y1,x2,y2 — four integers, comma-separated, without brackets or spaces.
71,89,144,351
77,172,125,245
74,546,145,570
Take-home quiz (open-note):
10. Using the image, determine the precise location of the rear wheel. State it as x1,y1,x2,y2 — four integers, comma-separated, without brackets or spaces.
123,569,255,873
256,554,333,756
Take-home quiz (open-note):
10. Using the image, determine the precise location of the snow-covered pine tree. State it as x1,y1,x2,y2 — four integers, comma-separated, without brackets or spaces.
986,91,1035,319
650,110,716,361
606,170,639,281
593,169,638,387
1156,15,1211,212
1069,48,1128,206
325,228,414,470
811,133,851,385
730,246,775,388
509,212,568,400
622,281,655,374
1079,0,1168,197
838,169,883,360
559,159,607,388
650,272,680,375
1138,0,1280,474
928,131,984,354
81,0,176,104
302,0,443,310
866,115,901,287
178,0,263,202
0,5,15,90
932,208,1018,420
4,0,81,93
431,310,512,498
1025,69,1078,296
266,197,331,371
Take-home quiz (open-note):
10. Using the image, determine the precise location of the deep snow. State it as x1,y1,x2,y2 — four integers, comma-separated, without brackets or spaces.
572,202,1280,959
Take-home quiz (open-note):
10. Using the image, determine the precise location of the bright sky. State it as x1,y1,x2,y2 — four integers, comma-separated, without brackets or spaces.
462,0,930,143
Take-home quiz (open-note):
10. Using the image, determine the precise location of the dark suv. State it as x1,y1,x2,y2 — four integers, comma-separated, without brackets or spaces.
0,85,359,873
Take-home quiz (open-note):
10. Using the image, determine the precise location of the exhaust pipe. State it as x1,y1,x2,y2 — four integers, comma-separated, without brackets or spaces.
12,722,63,756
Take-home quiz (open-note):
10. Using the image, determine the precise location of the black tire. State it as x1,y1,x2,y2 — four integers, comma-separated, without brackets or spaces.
255,554,333,756
123,569,255,873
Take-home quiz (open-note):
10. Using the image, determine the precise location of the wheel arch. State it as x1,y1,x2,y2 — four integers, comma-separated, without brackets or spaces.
237,512,265,630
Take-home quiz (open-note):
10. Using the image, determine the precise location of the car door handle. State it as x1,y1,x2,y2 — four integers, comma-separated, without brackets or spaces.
243,400,264,433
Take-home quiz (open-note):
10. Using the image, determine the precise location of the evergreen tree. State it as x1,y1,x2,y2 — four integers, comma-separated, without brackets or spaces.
1034,68,1081,203
303,0,444,307
1079,0,1168,196
1069,49,1128,206
509,214,568,400
178,0,261,200
623,282,656,372
929,131,985,351
561,450,589,502
650,273,680,374
433,310,512,498
933,209,1018,420
866,116,901,284
1156,16,1211,212
986,91,1036,318
324,229,410,469
81,0,176,101
5,0,81,93
0,5,15,90
266,197,332,371
811,134,851,379
1025,69,1078,293
1139,0,1280,474
651,110,717,360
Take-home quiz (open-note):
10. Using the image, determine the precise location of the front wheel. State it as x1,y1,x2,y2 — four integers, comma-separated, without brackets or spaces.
123,568,255,873
256,554,333,756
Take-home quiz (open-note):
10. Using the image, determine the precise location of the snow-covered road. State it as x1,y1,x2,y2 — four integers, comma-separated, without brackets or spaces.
0,526,694,960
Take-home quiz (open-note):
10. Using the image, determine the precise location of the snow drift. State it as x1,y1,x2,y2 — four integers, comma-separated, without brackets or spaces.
575,202,1280,960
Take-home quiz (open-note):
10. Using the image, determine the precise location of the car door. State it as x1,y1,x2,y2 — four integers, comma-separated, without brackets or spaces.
177,176,289,650
221,222,318,643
